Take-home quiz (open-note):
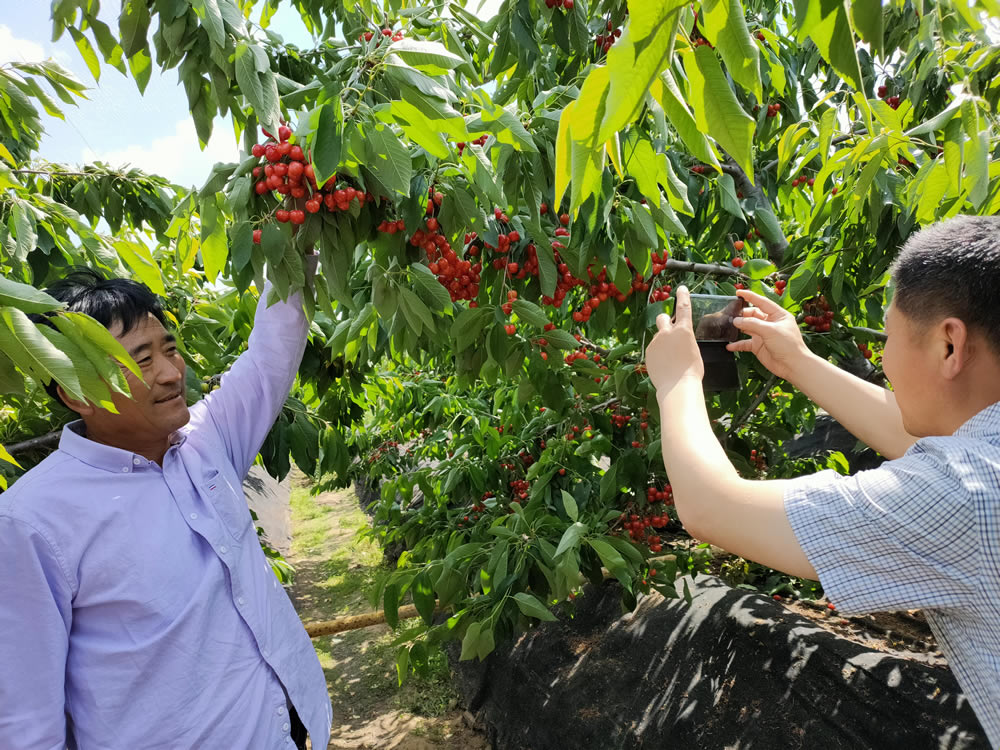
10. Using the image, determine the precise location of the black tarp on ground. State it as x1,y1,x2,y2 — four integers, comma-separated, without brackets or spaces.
448,576,988,750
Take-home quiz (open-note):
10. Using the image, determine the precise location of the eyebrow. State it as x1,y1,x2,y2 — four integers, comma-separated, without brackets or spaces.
129,334,176,359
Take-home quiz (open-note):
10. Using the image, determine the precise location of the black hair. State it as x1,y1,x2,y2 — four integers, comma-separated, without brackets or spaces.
891,215,1000,353
32,268,166,405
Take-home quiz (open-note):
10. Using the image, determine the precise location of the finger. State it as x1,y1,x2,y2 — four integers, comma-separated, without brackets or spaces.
736,289,784,317
655,313,671,334
740,307,769,321
731,316,770,336
727,339,755,352
673,285,692,329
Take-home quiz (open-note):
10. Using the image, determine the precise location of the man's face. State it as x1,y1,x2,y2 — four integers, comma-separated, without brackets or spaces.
85,313,190,441
882,303,938,437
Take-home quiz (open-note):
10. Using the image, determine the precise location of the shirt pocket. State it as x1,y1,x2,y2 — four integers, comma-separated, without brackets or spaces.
202,469,252,541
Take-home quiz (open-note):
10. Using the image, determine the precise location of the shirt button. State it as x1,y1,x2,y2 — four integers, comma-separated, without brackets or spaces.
190,513,198,520
282,722,290,732
121,467,129,473
277,707,285,716
220,545,228,554
133,457,141,465
237,596,246,606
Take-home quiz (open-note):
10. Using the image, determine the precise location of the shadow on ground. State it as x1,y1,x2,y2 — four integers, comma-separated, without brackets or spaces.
284,476,488,750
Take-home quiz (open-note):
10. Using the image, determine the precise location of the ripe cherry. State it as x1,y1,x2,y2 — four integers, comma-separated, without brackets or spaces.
559,213,570,226
540,202,548,214
305,200,321,214
563,0,574,8
289,145,304,161
275,209,290,223
252,229,262,244
289,209,306,225
733,239,745,251
363,31,373,41
278,125,292,142
252,143,265,158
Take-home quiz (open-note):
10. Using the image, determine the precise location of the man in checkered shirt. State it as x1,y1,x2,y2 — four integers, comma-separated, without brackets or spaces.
645,215,1000,745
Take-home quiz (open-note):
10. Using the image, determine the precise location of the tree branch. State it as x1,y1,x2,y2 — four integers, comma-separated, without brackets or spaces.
727,374,778,437
664,258,740,277
6,430,60,456
717,159,788,265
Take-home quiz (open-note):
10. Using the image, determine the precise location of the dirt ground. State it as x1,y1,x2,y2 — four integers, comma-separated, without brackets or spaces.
284,474,490,750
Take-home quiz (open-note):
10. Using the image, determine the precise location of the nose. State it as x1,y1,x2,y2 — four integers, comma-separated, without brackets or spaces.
155,353,185,386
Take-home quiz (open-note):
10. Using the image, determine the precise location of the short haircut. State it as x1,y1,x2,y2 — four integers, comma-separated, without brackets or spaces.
891,215,1000,353
32,268,166,405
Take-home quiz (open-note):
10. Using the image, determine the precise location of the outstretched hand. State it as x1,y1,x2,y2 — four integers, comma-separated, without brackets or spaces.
727,289,810,381
645,286,704,394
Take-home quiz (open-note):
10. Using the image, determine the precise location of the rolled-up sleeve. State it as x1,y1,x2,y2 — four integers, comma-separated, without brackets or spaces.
783,448,982,615
191,283,309,479
0,515,73,749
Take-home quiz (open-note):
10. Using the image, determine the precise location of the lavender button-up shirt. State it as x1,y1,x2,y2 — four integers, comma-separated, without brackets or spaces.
0,285,332,749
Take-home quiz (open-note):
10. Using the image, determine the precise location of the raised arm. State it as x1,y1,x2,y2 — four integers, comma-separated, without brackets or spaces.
189,281,309,478
728,290,917,460
0,516,73,750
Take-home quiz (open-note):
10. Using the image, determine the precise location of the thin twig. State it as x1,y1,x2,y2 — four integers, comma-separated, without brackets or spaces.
727,374,778,437
849,325,888,342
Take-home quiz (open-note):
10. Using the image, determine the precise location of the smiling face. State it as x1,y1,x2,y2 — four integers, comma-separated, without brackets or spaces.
63,312,190,449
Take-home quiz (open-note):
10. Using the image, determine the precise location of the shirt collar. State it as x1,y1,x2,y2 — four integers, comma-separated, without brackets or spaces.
58,420,186,473
954,401,1000,439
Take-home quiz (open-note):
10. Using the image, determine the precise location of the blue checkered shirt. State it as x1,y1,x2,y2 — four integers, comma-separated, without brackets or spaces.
784,402,1000,747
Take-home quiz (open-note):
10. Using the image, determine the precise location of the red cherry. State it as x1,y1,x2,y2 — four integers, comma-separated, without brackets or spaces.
278,125,292,142
254,181,269,195
305,200,321,214
289,145,305,162
289,210,305,225
277,141,292,157
426,217,440,231
252,229,262,244
264,145,280,162
363,31,373,41
251,144,265,158
733,240,744,251
275,209,290,223
563,0,574,8
559,213,570,226
381,28,392,36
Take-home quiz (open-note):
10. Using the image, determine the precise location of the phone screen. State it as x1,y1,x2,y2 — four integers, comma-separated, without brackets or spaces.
690,294,746,342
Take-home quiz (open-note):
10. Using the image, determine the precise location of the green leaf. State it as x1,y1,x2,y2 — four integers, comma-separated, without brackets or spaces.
200,197,228,283
113,239,166,295
118,0,152,59
452,306,492,351
399,287,436,333
587,538,630,584
67,27,101,81
597,0,686,143
717,174,743,218
459,621,482,660
191,0,226,48
62,311,142,379
649,72,719,168
383,583,400,629
11,200,37,262
511,299,550,329
744,258,776,279
389,38,465,71
410,264,453,311
553,99,577,214
554,521,588,557
310,100,343,188
795,0,864,92
560,490,579,522
543,329,579,350
477,624,496,660
682,46,756,182
0,444,22,469
513,592,557,622
395,645,409,685
701,0,761,100
0,307,86,403
411,570,436,626
0,277,63,314
850,0,883,60
365,124,413,196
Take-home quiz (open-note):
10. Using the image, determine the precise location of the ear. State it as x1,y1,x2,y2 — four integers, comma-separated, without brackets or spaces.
56,384,96,416
938,317,970,380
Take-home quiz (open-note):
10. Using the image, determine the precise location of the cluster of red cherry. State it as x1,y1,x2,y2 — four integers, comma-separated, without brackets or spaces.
357,27,404,43
595,20,622,53
802,295,834,332
455,135,489,155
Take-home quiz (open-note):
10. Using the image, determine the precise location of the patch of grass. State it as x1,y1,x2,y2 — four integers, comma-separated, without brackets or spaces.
366,637,460,718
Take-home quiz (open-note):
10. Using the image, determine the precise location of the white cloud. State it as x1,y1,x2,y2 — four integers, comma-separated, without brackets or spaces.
0,24,46,63
82,118,241,188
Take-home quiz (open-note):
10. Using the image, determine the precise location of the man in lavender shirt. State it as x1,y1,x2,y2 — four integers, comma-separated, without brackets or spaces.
0,268,332,749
